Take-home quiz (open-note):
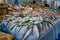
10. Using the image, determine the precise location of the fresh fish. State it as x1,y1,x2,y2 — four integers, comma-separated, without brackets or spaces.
33,25,39,39
17,25,24,33
41,22,44,30
48,21,54,27
46,22,50,29
45,22,49,30
8,23,16,30
36,23,42,33
22,28,32,40
17,26,28,40
40,23,43,31
9,26,16,34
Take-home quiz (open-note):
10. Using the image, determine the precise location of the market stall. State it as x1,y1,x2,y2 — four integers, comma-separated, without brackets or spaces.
0,0,60,40
0,3,59,40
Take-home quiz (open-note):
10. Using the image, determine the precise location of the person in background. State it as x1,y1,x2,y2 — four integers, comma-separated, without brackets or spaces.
58,6,60,9
14,0,19,5
33,0,40,4
33,0,36,4
43,1,49,7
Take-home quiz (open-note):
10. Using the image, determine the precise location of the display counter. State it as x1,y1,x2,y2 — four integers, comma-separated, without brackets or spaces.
0,3,59,40
1,16,59,40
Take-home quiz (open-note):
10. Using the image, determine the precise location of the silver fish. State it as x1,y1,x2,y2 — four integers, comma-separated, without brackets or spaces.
22,28,32,40
33,25,39,39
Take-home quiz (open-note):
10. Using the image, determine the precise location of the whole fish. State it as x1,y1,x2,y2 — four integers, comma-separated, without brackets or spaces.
33,25,39,39
22,28,32,40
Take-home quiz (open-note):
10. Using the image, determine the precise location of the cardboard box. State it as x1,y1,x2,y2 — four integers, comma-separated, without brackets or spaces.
0,31,15,40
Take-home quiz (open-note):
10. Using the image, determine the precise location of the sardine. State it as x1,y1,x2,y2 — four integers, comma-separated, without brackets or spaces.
33,25,39,39
22,28,32,40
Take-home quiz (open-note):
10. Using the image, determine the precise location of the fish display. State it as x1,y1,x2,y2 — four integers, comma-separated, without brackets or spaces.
1,3,58,40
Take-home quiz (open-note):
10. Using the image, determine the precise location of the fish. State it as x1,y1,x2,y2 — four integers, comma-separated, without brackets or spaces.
17,26,28,40
22,28,32,40
33,25,39,39
36,23,42,33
